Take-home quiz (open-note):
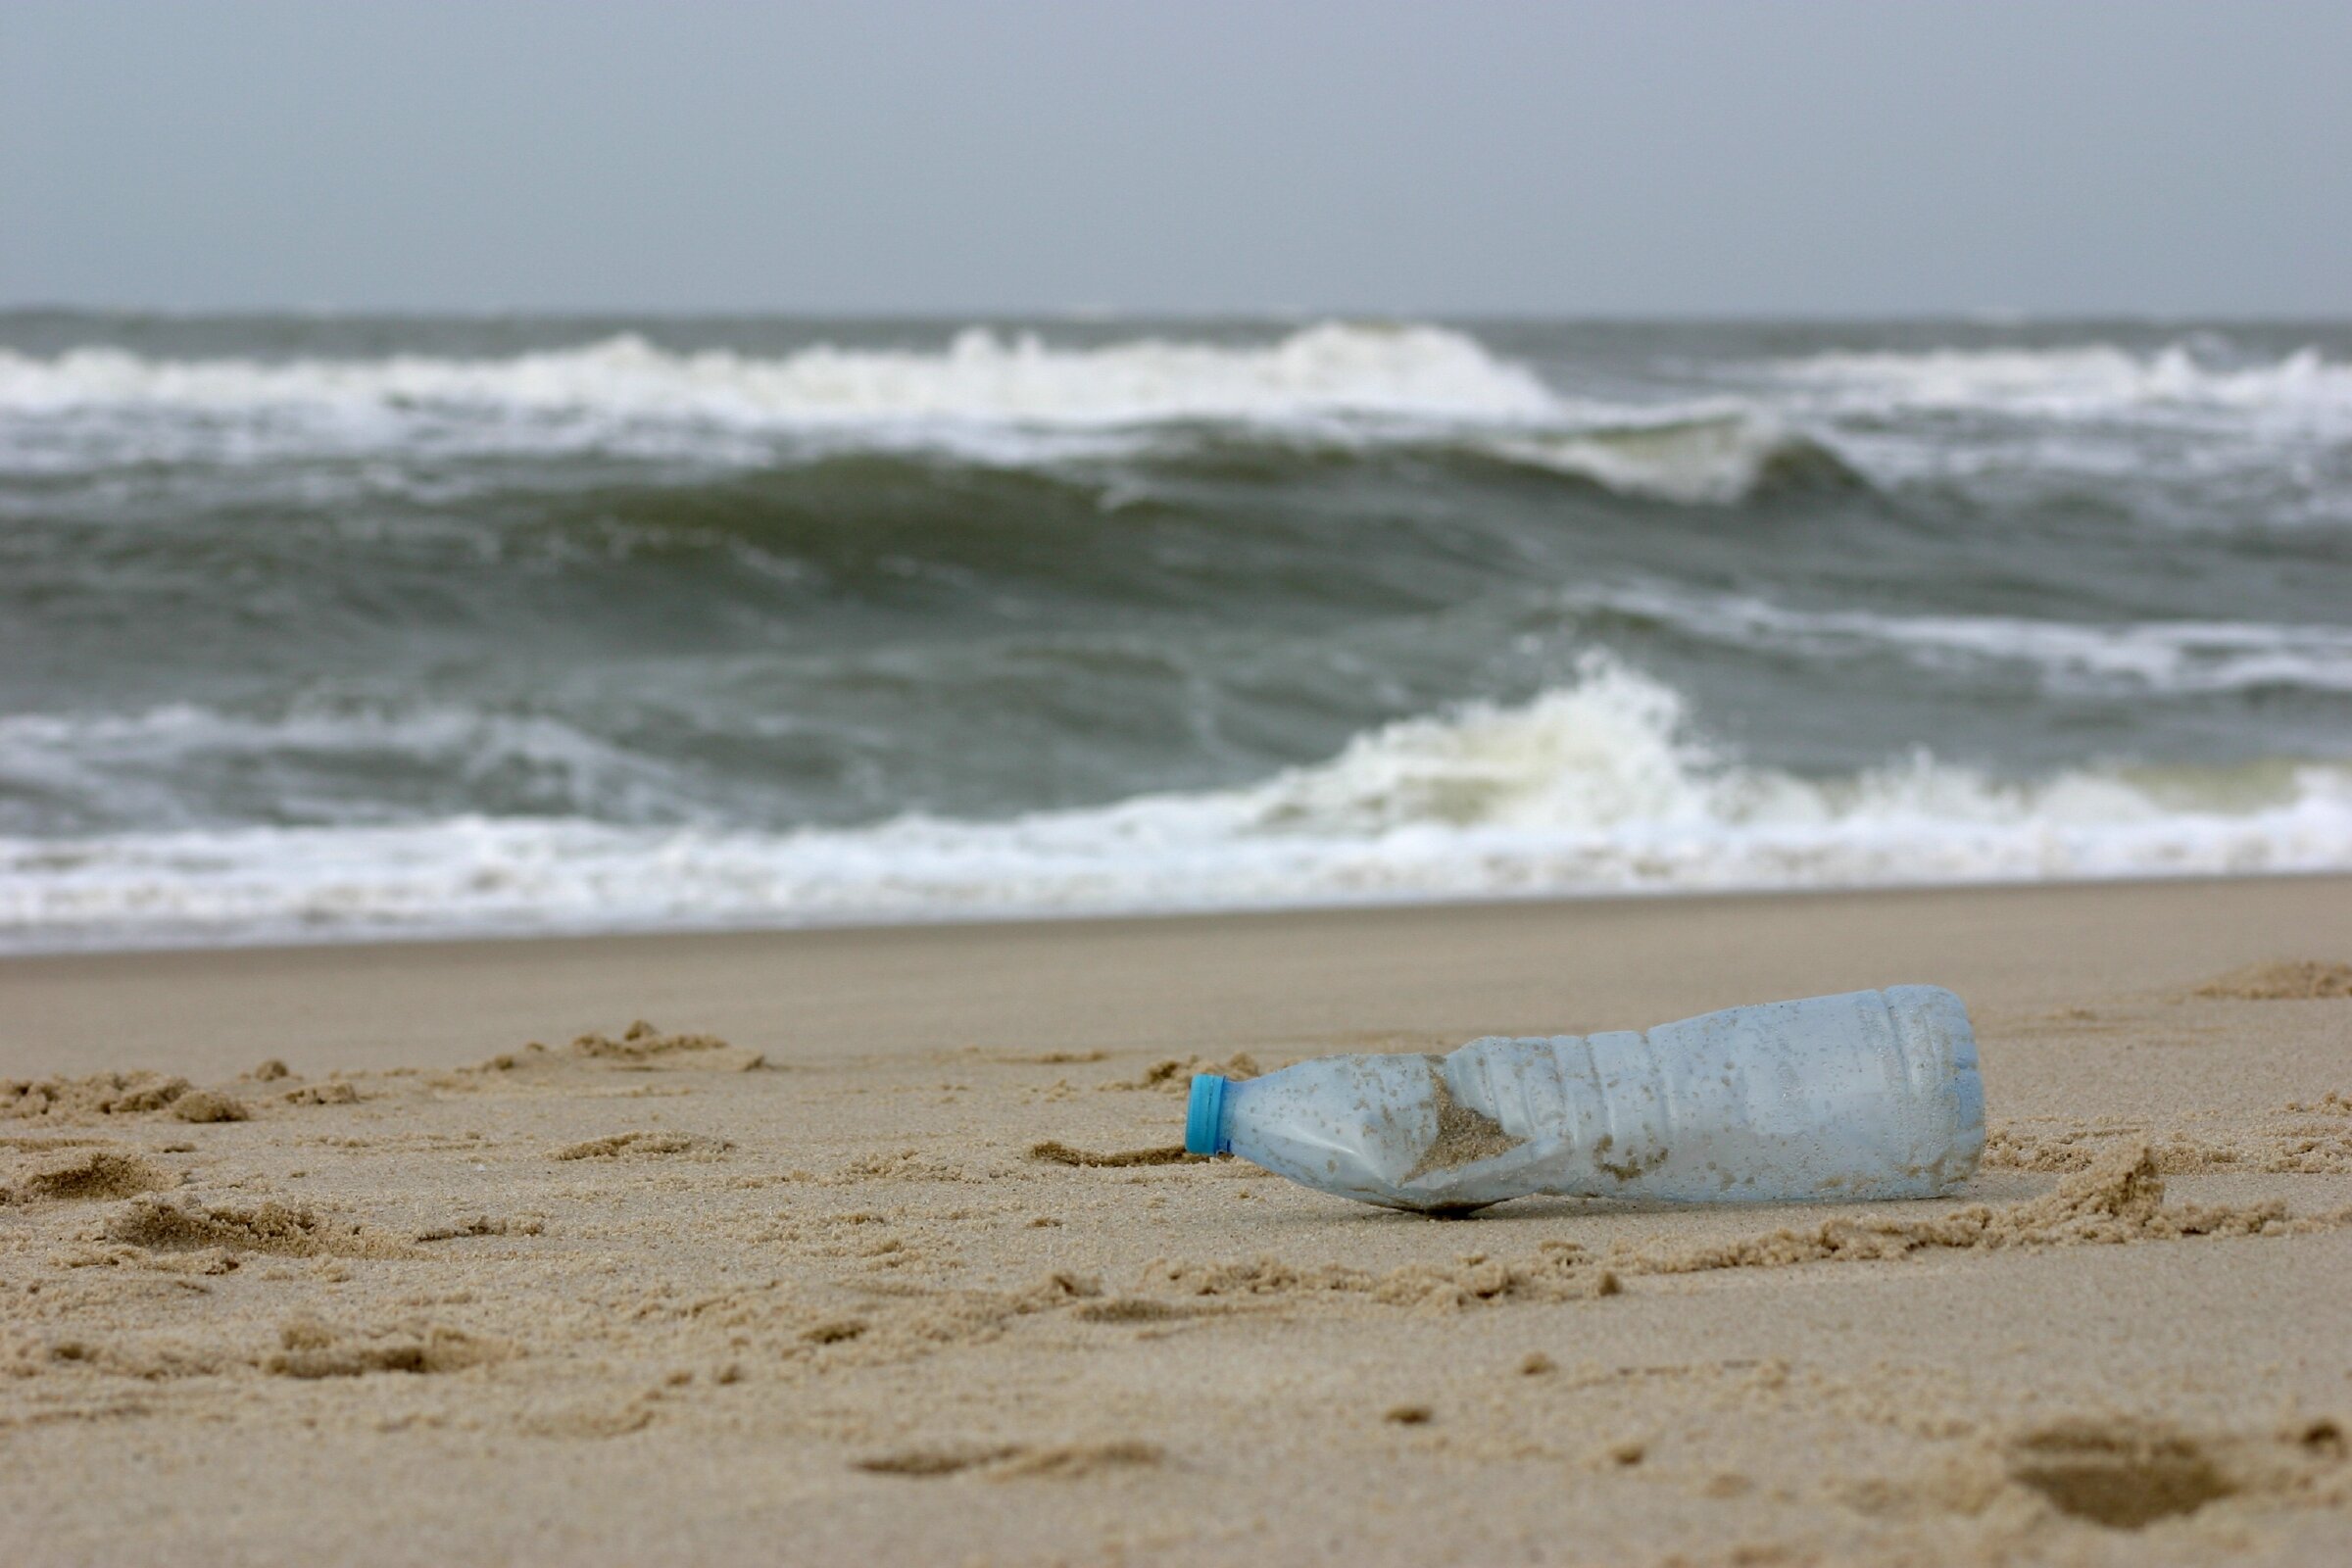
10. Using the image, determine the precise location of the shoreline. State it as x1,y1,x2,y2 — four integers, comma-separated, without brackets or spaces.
12,861,2352,967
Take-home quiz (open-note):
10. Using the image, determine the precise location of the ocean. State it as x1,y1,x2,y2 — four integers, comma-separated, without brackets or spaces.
3,312,2349,952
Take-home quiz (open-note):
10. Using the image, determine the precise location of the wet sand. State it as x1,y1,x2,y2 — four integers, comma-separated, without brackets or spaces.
5,876,2351,1565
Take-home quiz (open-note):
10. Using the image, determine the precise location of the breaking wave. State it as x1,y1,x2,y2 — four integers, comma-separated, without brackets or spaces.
1774,341,2352,424
0,321,1549,443
1479,416,1858,505
8,658,2347,952
0,321,1868,506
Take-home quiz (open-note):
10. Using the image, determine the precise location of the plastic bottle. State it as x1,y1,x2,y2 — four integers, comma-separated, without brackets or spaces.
1183,986,1984,1213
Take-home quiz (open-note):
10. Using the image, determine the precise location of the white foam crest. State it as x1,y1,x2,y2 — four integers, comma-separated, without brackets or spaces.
1774,342,2352,423
0,322,1554,431
7,658,2350,951
1479,414,1843,504
1584,587,2352,695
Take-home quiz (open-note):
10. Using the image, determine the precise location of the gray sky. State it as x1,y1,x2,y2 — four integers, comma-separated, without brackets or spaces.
4,1,2349,317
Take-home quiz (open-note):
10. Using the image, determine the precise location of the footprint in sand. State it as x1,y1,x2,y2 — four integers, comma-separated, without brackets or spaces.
1851,1415,2349,1532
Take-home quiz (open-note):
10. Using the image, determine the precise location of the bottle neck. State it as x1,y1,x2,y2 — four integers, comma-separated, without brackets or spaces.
1184,1074,1231,1155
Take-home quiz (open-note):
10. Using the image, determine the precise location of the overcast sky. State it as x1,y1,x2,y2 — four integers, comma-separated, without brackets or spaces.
4,1,2349,317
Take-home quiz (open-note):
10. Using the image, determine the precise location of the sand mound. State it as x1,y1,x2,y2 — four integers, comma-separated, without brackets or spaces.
265,1315,505,1378
1620,1142,2314,1274
1026,1141,1197,1167
550,1130,729,1160
565,1021,765,1071
97,1197,410,1258
854,1440,1160,1481
280,1081,361,1105
855,1444,1024,1477
1068,1297,1212,1323
453,1021,766,1080
1986,1101,2352,1176
1,1148,173,1205
169,1090,249,1123
2,1074,257,1125
2193,959,2352,1000
988,1441,1163,1480
3,1072,193,1120
411,1214,542,1243
1105,1053,1262,1092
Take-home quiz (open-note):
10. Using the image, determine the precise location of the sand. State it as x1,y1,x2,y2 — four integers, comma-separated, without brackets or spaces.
4,875,2352,1566
1402,1057,1526,1185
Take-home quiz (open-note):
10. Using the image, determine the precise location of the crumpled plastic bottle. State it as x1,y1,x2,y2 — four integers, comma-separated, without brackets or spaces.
1183,986,1984,1213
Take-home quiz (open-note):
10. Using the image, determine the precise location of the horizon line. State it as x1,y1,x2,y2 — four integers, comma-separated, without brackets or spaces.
6,302,2352,327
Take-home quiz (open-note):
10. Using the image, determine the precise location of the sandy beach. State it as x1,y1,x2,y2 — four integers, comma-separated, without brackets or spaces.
13,9,2352,1564
4,875,2351,1565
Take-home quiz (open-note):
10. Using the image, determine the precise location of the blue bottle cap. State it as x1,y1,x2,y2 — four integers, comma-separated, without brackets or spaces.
1184,1074,1230,1156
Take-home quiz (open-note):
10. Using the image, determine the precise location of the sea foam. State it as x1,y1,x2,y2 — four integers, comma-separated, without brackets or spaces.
1774,342,2352,424
0,322,1552,427
7,658,2347,952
